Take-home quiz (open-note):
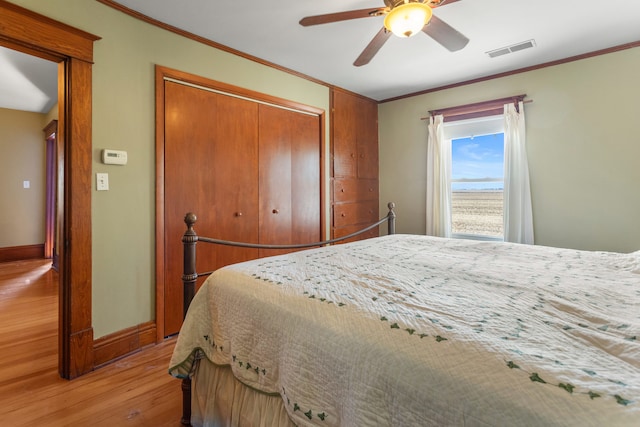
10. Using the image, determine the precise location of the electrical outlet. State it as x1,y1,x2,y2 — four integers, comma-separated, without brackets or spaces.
96,173,109,191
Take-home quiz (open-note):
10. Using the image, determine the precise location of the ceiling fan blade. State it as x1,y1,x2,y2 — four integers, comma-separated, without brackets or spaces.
354,27,392,67
429,0,462,8
422,15,469,52
300,8,386,26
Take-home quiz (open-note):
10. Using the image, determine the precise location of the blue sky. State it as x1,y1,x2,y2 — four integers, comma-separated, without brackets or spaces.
451,133,504,190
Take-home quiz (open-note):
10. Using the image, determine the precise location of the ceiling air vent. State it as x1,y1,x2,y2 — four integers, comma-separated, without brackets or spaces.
486,39,536,58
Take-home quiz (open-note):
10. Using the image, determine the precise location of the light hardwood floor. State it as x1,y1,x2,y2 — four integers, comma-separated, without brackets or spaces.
0,259,183,426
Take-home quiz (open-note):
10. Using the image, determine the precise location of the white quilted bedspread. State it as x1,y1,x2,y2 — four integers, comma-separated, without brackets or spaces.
170,234,640,426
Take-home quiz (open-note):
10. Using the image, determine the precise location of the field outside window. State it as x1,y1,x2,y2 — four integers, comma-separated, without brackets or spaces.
451,132,504,239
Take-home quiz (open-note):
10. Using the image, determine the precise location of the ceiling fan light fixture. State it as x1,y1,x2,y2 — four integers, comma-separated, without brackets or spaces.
384,2,433,38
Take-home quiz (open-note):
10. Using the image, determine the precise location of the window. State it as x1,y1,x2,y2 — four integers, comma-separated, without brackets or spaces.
427,94,531,243
445,116,504,240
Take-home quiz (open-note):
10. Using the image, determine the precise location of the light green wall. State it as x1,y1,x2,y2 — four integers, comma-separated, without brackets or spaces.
11,0,330,338
379,47,640,253
11,0,638,341
0,107,46,247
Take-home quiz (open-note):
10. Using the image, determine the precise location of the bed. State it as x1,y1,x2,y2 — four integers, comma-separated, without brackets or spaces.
169,204,639,426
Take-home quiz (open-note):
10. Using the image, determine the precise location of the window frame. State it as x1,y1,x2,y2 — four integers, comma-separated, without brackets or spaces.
425,94,527,241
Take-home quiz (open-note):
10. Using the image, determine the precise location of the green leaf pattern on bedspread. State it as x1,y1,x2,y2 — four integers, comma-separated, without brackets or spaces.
245,236,639,409
282,387,328,422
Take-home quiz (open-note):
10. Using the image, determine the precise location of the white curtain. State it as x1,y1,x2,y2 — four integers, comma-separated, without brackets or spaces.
426,114,451,237
503,101,534,244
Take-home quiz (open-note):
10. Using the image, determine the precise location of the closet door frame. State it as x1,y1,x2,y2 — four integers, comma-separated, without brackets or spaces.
154,65,326,340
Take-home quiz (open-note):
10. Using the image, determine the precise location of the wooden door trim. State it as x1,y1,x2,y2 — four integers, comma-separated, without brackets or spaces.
155,65,326,340
157,66,325,116
43,120,58,261
0,1,97,62
155,66,166,342
0,0,100,379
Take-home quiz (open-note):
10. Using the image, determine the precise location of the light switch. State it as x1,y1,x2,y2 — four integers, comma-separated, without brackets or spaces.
23,180,30,189
96,173,109,191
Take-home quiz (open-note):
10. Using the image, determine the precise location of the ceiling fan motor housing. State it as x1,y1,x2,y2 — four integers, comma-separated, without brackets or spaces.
383,0,434,38
384,0,442,8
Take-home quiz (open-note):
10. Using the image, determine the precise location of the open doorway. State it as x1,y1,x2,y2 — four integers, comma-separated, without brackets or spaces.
0,1,99,379
0,46,58,265
0,46,58,385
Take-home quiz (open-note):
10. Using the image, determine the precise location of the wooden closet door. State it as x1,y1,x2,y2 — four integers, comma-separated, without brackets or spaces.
332,90,358,178
331,89,379,242
356,98,379,180
258,105,321,257
164,81,259,336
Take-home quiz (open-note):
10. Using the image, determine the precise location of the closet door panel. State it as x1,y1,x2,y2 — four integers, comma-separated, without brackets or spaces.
212,94,260,268
356,98,379,180
164,82,259,336
291,111,321,246
258,105,293,257
332,90,357,178
165,81,218,335
258,105,321,257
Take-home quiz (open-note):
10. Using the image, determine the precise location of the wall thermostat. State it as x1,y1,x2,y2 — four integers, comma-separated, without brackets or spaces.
101,149,128,165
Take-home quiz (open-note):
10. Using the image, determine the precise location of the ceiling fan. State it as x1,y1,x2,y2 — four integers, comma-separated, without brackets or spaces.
300,0,469,66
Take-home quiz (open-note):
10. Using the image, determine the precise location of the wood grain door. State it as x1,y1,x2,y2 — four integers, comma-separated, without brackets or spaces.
331,89,379,242
258,105,321,257
356,98,379,180
332,90,358,178
164,81,259,336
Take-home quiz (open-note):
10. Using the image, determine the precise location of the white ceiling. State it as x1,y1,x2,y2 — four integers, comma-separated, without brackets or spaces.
0,46,57,113
110,0,640,101
2,0,639,113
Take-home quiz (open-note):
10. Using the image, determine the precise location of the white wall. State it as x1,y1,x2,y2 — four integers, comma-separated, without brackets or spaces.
379,47,640,253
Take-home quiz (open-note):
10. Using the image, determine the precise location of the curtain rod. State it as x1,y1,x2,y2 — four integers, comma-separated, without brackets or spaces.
420,95,531,121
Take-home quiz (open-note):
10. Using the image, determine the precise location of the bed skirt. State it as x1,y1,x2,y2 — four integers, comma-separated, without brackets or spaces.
191,358,296,427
